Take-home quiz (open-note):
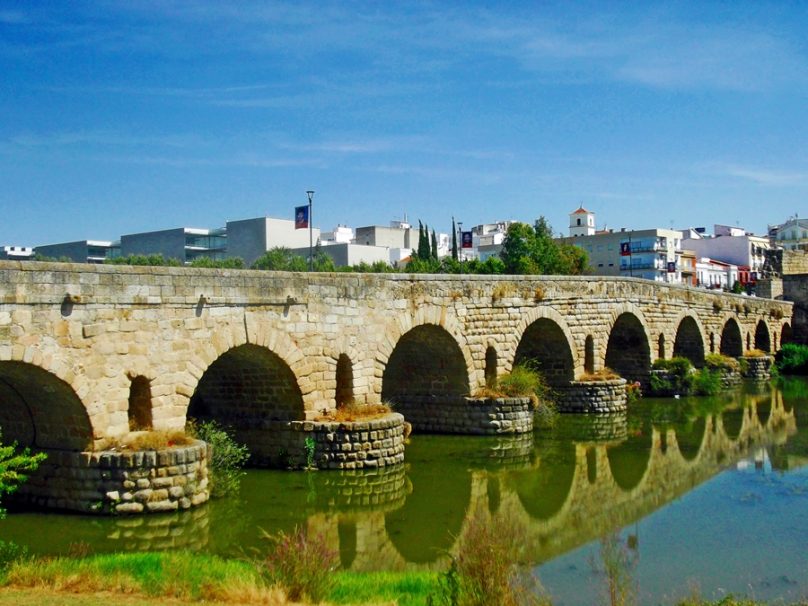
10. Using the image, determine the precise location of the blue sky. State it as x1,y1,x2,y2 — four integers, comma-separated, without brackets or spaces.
2,1,807,246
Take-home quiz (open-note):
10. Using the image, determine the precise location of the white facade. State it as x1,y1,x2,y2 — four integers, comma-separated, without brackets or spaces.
226,217,320,266
696,258,739,290
769,217,808,250
569,206,596,237
681,227,769,277
0,245,34,261
320,225,354,245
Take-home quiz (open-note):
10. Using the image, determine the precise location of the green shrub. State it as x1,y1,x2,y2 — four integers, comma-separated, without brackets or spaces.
0,432,47,518
186,420,249,497
691,369,722,396
704,353,740,372
776,343,808,375
493,363,552,407
261,526,338,602
650,357,694,395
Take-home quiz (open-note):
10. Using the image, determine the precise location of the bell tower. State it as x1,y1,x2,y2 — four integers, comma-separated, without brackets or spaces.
569,205,595,237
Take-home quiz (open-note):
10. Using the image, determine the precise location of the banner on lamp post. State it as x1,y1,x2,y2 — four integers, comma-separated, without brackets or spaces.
294,205,309,229
461,231,473,249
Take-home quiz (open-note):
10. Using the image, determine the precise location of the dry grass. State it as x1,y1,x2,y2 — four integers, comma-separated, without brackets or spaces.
577,368,621,382
744,348,768,358
315,402,392,423
94,430,194,452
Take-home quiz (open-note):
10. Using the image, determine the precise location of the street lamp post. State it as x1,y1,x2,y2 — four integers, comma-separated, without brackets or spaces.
306,190,314,271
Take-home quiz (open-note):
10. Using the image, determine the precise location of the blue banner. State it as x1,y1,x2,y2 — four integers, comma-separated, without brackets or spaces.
295,205,309,229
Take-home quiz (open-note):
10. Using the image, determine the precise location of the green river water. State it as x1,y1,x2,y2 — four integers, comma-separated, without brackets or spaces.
2,378,808,605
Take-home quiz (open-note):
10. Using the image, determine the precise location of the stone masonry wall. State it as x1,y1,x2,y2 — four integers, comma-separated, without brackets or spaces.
742,355,773,381
0,261,793,444
555,379,628,413
15,441,209,515
394,396,533,434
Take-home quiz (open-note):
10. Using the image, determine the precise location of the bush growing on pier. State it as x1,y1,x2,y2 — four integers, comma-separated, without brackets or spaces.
482,363,552,407
651,357,695,395
704,353,740,373
186,420,249,498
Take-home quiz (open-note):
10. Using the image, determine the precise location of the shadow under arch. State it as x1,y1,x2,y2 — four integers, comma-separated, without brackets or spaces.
513,318,574,386
721,405,745,441
382,324,469,403
720,318,743,358
781,323,793,346
755,320,771,353
510,441,576,521
605,312,651,384
0,361,93,451
606,424,653,491
188,343,304,464
673,316,705,368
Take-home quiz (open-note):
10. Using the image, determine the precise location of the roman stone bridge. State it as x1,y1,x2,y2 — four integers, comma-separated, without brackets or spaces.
0,261,793,465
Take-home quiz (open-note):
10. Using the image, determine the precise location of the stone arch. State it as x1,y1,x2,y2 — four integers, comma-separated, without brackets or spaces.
128,375,153,430
484,346,497,388
584,335,595,374
187,344,304,464
513,317,575,387
335,354,354,407
375,307,476,396
719,317,743,357
781,322,793,346
182,322,311,412
513,307,579,373
604,308,652,384
673,315,706,368
657,334,666,360
0,361,93,451
754,320,771,353
381,324,470,403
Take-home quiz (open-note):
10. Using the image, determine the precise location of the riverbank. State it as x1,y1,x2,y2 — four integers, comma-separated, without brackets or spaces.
1,551,806,606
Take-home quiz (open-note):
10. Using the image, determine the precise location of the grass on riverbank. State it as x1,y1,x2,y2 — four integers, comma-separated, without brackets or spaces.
2,551,806,606
1,551,437,605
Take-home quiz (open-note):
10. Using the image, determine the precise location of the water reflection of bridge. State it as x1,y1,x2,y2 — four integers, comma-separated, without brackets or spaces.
314,386,800,572
5,384,802,568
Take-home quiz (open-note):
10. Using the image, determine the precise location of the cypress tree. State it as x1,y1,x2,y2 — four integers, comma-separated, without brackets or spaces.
431,229,439,260
451,217,458,260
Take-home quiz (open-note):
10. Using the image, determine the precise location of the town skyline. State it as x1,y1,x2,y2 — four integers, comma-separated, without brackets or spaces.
2,1,808,245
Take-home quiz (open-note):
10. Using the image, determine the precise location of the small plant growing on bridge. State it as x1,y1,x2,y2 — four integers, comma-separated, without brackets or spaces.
704,353,740,372
186,420,249,498
316,401,391,422
578,368,621,382
744,348,767,358
775,343,808,375
303,437,316,470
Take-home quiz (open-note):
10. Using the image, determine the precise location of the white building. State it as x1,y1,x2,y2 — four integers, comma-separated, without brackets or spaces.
696,258,739,290
681,224,769,287
225,217,320,266
569,206,596,237
768,216,808,250
320,225,354,245
0,245,34,261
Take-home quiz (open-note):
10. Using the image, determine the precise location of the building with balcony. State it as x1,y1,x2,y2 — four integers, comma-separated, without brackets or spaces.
120,227,226,264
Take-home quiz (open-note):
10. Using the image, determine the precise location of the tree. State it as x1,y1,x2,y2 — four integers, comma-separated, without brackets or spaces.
500,218,588,275
252,247,308,271
0,432,46,518
417,221,431,260
431,229,439,261
451,217,458,261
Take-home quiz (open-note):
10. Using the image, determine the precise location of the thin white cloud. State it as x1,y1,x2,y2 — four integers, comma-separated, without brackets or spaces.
8,131,207,149
715,164,808,186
